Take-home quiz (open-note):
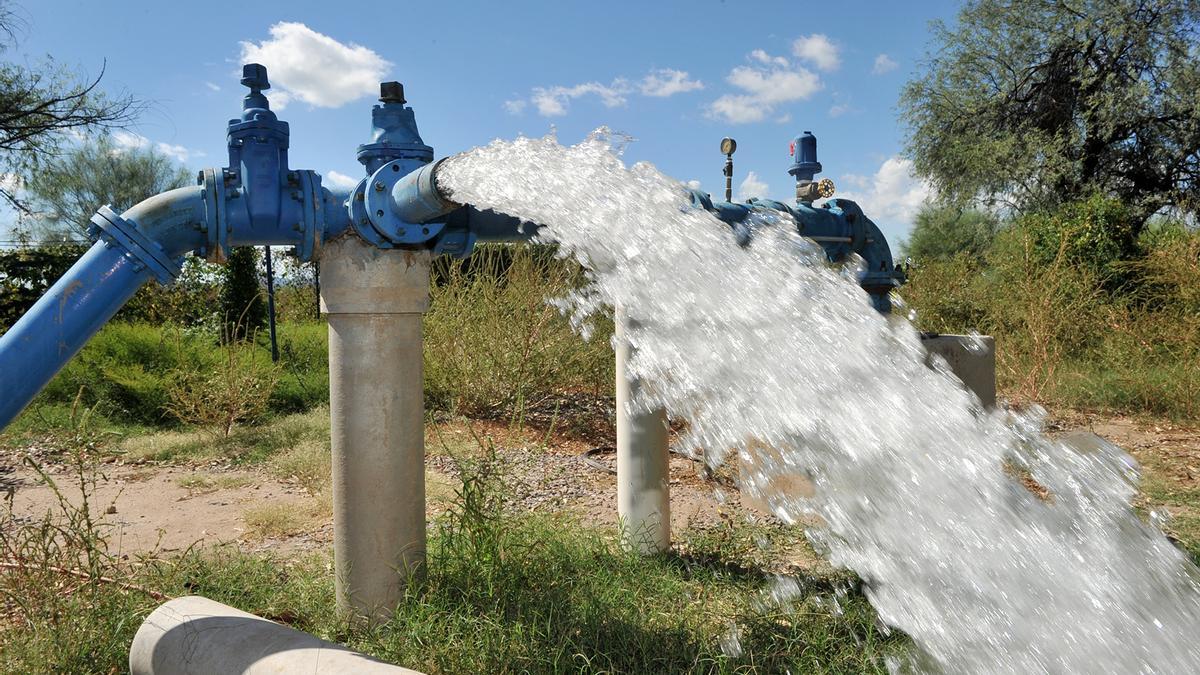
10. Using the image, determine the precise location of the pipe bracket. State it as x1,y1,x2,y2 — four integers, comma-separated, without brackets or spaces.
89,206,181,285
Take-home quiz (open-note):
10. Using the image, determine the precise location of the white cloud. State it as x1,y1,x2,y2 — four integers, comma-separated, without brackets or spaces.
109,131,196,163
239,22,391,108
639,68,704,97
111,131,149,151
686,179,702,190
531,80,631,117
738,171,770,201
749,49,789,67
324,170,360,191
707,50,822,124
508,66,701,117
872,54,898,75
828,102,852,118
792,34,840,72
155,142,192,163
204,81,221,92
0,172,22,194
837,156,931,234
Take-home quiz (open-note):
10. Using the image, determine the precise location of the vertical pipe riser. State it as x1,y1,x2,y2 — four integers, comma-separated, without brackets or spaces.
615,307,671,554
321,238,431,620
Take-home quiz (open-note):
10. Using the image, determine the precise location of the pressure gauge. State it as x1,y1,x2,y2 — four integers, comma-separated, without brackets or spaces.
720,137,737,155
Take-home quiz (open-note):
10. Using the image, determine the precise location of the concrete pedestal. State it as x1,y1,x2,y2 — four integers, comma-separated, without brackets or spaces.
321,237,430,621
921,334,997,408
615,306,671,553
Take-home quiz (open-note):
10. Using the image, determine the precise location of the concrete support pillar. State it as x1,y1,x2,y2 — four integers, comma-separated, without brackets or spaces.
320,237,430,621
920,334,997,408
615,306,670,553
129,596,424,674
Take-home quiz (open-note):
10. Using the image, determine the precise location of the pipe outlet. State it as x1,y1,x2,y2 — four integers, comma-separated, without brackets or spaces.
390,158,459,225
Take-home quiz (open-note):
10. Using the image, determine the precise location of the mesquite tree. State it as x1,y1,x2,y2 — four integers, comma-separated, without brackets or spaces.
901,0,1200,231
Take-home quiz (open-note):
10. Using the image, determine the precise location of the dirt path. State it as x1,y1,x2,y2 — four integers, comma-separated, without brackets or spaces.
3,413,1197,561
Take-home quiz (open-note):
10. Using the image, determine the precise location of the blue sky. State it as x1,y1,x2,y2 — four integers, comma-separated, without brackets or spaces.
5,0,961,248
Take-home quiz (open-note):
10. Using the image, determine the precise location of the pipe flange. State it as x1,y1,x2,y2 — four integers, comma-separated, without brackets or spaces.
364,160,446,245
89,206,182,284
293,170,325,262
347,176,394,249
199,168,229,263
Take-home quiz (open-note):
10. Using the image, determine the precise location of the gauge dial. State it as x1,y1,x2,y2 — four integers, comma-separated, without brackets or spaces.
720,137,737,155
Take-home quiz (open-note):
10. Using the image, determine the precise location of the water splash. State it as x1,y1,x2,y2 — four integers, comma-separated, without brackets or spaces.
437,130,1200,672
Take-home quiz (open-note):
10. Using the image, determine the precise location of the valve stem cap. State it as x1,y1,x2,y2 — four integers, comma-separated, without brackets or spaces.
241,63,270,90
380,81,406,104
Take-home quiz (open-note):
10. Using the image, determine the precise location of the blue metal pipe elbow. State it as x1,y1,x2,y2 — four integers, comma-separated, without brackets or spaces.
0,187,208,429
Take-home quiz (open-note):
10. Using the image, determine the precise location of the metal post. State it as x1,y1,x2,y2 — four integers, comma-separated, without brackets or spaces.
615,305,671,553
320,237,430,621
723,155,734,202
263,245,279,362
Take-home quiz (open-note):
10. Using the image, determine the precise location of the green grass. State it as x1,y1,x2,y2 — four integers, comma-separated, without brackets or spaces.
0,437,905,675
0,518,902,674
114,406,330,466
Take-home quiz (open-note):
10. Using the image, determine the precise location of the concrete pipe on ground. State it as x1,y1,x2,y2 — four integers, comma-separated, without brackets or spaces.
129,595,424,674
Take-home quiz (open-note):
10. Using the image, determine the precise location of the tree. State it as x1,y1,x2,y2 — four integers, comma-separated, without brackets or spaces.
0,3,140,214
902,204,1000,262
219,246,265,342
901,0,1200,231
25,135,191,239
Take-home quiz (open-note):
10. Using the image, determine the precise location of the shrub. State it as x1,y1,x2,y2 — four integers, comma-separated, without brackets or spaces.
165,337,280,437
44,324,212,425
220,246,265,342
1016,194,1137,287
423,244,614,418
902,204,999,262
903,198,1199,419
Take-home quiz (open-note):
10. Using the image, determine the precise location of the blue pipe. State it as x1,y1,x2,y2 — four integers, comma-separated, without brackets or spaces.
0,187,208,426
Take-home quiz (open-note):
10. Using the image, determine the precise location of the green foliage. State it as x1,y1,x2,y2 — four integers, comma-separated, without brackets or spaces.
903,198,1200,418
42,323,208,425
270,322,329,414
0,242,86,330
902,204,999,262
0,3,140,215
424,244,614,419
901,0,1200,227
1014,194,1137,282
118,254,223,326
219,246,265,342
165,340,279,437
24,134,191,239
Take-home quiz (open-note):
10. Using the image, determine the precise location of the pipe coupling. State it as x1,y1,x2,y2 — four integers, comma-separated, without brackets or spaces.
89,206,181,284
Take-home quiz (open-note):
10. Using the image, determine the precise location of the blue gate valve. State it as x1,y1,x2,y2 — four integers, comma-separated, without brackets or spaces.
197,63,326,263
